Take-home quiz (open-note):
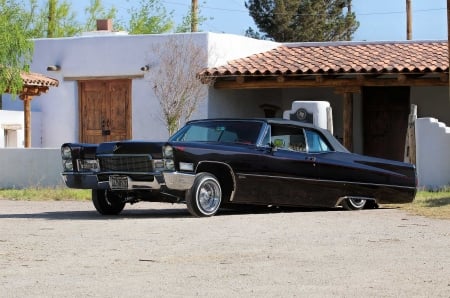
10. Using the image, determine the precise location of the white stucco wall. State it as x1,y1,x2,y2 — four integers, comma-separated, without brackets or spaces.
1,32,279,147
0,148,62,188
416,117,450,188
0,110,42,148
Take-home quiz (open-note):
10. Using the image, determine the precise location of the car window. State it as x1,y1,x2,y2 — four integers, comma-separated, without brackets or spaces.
170,121,263,145
270,124,307,152
305,129,332,153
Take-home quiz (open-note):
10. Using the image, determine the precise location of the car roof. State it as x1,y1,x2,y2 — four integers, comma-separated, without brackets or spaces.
185,118,349,153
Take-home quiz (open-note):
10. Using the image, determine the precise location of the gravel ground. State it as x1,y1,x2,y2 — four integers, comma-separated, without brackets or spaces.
0,199,449,298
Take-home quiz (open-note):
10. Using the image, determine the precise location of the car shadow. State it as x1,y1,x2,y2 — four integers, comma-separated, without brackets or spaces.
0,204,345,221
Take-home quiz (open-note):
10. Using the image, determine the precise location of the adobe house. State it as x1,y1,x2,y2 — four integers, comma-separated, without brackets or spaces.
199,41,449,162
1,32,279,147
1,31,448,164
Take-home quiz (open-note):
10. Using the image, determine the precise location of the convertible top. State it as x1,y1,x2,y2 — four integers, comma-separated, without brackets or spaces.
185,118,350,153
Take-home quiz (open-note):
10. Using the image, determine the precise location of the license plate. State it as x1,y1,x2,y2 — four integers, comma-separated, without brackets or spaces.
109,176,129,189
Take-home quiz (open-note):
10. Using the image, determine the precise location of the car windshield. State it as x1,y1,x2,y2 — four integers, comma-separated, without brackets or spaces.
170,121,264,145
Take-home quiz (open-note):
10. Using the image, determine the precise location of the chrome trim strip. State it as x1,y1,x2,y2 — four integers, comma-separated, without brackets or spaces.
99,171,161,175
237,173,416,190
97,153,152,159
196,161,237,201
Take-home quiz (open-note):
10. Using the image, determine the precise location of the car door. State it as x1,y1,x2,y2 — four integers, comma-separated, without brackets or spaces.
233,124,321,206
301,128,350,206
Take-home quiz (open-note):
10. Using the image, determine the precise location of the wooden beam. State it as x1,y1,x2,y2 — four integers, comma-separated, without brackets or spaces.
334,86,361,94
343,93,353,152
236,76,245,84
276,76,285,83
213,76,449,89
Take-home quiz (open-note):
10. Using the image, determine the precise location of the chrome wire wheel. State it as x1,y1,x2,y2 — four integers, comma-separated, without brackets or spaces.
196,178,221,214
342,197,367,210
186,173,222,217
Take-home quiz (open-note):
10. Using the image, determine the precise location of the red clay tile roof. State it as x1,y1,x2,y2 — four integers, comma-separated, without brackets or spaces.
20,72,59,87
199,41,448,77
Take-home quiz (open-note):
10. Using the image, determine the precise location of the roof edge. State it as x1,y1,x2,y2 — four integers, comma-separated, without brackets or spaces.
283,39,448,48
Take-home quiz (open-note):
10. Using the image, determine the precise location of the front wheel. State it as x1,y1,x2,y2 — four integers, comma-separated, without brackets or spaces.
341,198,366,210
185,173,222,217
92,189,125,215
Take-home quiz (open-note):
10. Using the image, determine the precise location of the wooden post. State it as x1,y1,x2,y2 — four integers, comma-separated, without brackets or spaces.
406,0,412,40
404,104,417,164
23,95,32,148
343,92,353,151
191,0,198,32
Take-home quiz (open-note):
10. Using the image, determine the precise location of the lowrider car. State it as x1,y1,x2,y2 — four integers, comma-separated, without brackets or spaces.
61,118,417,217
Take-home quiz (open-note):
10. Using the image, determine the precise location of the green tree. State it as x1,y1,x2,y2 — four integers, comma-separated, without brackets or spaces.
24,0,81,38
0,0,34,95
245,0,359,42
123,0,173,34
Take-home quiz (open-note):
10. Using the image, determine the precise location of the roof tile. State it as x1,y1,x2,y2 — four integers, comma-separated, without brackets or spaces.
200,41,448,77
20,72,59,87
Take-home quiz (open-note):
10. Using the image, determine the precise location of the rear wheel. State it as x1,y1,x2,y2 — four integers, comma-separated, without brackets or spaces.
186,173,222,217
341,198,366,210
92,189,125,215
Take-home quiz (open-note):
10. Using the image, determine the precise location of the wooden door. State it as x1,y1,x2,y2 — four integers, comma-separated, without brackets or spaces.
79,79,132,143
363,87,410,161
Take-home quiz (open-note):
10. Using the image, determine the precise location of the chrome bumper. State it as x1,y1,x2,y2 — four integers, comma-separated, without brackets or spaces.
61,172,162,190
163,172,195,191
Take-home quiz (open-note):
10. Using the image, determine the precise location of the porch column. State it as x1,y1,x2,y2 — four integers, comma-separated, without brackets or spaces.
22,95,32,148
335,87,361,152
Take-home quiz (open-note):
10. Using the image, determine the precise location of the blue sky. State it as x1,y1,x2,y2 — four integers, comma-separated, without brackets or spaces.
71,0,447,41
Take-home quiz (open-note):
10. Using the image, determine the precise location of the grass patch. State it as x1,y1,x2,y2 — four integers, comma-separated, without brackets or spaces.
385,190,450,219
1,188,450,219
0,187,90,201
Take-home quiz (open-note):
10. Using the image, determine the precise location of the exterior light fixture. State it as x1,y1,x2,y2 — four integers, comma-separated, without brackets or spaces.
47,65,61,71
140,65,150,71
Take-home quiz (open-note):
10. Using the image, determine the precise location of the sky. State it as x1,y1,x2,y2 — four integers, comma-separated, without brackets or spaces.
68,0,447,41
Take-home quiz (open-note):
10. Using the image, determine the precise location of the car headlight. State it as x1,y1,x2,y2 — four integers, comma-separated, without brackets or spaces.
61,145,72,159
62,159,73,171
163,145,173,159
164,159,175,171
77,159,100,172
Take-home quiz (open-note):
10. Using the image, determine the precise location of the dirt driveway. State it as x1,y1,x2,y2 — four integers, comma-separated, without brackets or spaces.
0,200,449,297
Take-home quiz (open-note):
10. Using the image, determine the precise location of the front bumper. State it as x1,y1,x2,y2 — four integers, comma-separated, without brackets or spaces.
163,172,195,191
61,172,105,189
61,172,163,190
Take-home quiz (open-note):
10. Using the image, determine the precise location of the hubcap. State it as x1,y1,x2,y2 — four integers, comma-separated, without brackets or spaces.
197,179,221,214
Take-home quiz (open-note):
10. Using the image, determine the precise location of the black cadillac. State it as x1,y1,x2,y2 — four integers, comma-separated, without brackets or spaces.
61,118,417,217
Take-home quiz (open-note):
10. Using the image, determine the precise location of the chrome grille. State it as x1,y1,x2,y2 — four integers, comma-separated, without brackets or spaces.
98,154,153,172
